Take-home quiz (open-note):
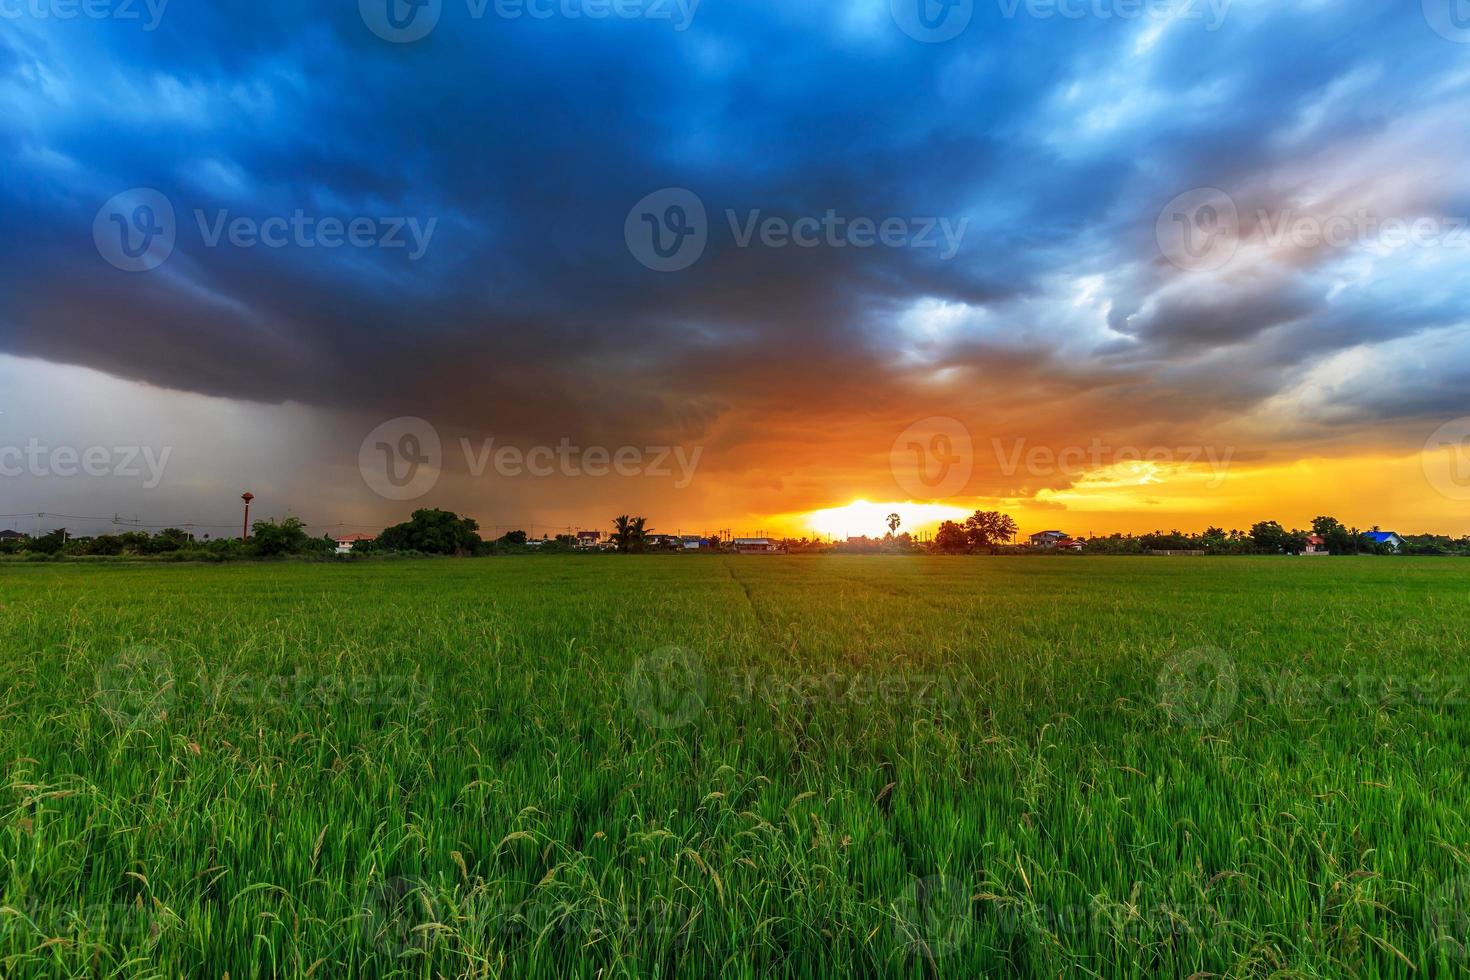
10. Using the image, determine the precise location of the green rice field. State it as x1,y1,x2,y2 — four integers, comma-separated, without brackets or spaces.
2,555,1469,977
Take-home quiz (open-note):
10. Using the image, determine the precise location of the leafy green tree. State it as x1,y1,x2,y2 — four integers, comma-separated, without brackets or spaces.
1310,516,1357,555
87,534,125,556
963,511,1018,550
1249,521,1289,554
378,509,482,555
117,532,152,554
933,521,969,554
30,528,67,555
250,517,314,557
153,528,192,553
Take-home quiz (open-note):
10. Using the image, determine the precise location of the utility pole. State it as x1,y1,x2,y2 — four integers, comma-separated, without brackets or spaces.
241,492,254,540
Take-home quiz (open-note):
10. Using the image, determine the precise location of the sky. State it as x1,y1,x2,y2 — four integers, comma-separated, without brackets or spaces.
2,0,1470,541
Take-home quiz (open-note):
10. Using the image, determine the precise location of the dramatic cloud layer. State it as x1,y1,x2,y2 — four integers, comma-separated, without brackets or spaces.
2,0,1468,535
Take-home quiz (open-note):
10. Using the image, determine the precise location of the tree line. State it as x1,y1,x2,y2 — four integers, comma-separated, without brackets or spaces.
5,509,1468,561
0,510,712,560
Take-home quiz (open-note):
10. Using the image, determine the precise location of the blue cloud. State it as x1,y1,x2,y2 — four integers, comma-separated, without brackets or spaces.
1,0,1467,448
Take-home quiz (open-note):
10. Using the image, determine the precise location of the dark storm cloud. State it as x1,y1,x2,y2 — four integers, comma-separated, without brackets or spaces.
1,0,1468,466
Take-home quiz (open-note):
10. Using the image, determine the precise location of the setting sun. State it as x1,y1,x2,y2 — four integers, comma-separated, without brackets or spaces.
800,500,972,540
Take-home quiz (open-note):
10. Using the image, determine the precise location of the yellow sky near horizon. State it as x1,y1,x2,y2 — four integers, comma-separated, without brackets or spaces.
752,451,1470,540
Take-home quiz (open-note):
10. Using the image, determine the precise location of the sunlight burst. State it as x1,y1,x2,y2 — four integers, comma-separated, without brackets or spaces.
802,500,972,540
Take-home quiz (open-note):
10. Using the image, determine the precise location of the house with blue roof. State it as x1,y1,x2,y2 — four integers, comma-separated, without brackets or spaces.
1363,531,1404,553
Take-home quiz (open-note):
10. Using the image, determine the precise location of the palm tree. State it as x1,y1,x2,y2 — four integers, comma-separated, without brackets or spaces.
630,516,652,554
886,513,901,536
612,515,633,553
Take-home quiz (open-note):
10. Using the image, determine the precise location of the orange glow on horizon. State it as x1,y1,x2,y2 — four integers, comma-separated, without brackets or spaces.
755,450,1470,541
792,500,973,540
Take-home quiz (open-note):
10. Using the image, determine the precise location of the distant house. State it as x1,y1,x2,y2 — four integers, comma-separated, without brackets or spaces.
575,531,602,549
1364,531,1404,553
1304,534,1328,555
0,530,24,543
1028,530,1069,549
334,533,376,555
681,535,703,550
1054,537,1086,552
733,537,779,554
